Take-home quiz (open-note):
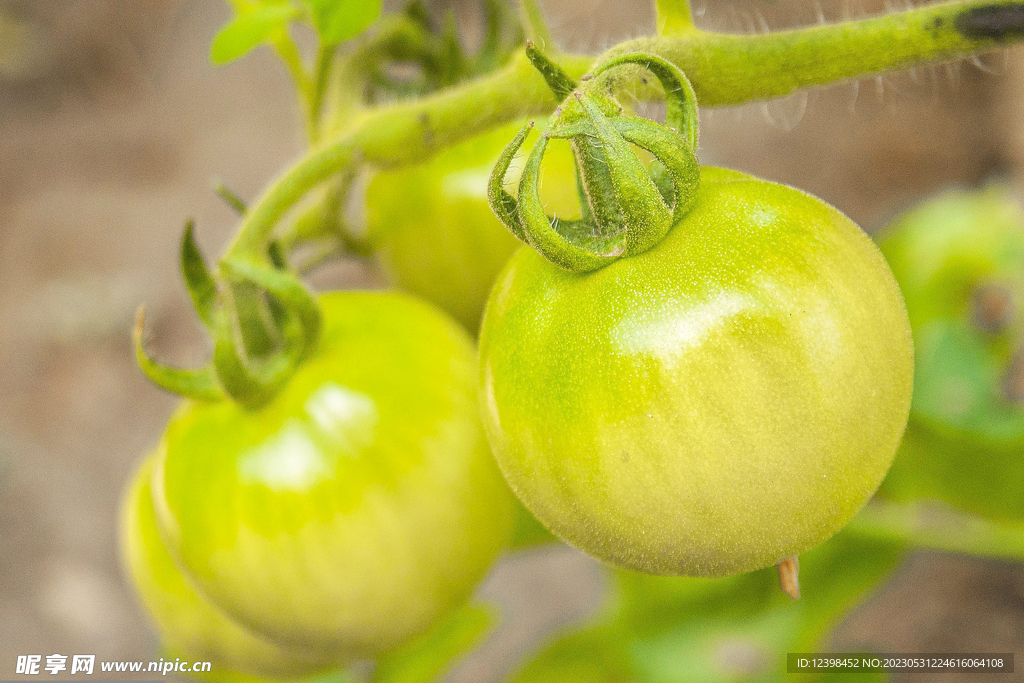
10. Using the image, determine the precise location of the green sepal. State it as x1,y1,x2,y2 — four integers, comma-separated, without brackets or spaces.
609,115,700,222
592,52,699,150
487,123,533,241
229,280,279,359
524,41,577,100
213,182,248,215
566,122,626,241
517,134,608,272
267,240,287,270
576,93,673,256
211,301,301,408
491,45,703,273
133,307,225,402
221,257,323,358
180,220,217,332
591,52,700,208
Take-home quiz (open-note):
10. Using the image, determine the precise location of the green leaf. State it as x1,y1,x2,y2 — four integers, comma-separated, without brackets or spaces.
180,220,217,331
302,0,381,45
508,529,906,683
372,603,497,683
211,4,298,65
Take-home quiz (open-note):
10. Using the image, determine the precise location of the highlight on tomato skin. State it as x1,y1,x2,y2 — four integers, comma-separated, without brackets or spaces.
123,291,515,664
478,168,914,578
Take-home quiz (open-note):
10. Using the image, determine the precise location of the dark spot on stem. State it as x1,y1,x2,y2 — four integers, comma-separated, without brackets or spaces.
956,5,1024,41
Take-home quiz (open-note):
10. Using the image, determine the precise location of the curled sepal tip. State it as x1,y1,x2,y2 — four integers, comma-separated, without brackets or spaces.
487,122,534,241
489,47,701,273
133,307,225,402
524,41,577,100
220,257,323,359
180,220,217,331
211,303,302,408
212,182,247,215
591,52,699,150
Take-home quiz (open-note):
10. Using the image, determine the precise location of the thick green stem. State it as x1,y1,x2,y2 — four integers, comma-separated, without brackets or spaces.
272,33,318,143
225,0,1024,263
848,499,1024,561
655,0,695,36
610,0,1024,105
224,53,562,261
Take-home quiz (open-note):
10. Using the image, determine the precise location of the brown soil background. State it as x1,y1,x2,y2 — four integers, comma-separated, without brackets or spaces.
1,1,1023,681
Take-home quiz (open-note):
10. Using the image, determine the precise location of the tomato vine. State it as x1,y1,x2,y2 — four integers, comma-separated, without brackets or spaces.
124,1,1024,681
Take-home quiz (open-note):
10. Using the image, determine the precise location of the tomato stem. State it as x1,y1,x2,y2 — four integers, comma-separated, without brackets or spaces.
848,498,1024,560
224,0,1024,264
654,0,695,36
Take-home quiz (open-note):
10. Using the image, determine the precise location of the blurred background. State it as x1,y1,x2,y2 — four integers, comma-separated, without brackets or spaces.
2,0,1024,681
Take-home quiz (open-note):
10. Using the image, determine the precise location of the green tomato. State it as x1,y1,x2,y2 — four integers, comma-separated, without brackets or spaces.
366,123,578,332
120,458,338,679
479,168,914,577
149,291,514,656
876,184,1024,518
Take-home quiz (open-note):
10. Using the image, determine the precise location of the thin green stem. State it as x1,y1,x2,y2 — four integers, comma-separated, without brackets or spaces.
655,0,695,36
307,44,335,143
848,499,1024,561
224,0,1024,263
519,0,554,49
224,53,564,262
272,32,321,143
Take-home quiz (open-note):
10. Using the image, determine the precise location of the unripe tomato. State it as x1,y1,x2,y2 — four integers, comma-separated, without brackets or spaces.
366,123,578,332
120,458,337,679
479,169,913,577
876,185,1024,519
149,291,514,656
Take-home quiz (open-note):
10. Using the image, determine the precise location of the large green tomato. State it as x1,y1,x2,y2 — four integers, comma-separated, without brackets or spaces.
148,291,514,657
479,168,914,578
366,123,578,332
121,458,338,680
876,185,1024,519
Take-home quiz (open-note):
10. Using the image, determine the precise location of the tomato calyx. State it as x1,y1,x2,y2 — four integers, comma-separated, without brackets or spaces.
367,0,523,101
488,44,700,273
134,221,322,408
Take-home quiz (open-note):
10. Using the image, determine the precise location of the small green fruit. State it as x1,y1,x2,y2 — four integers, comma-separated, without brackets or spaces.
479,170,914,577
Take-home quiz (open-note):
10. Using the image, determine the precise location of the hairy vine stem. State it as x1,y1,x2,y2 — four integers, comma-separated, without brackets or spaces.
223,0,1024,264
849,498,1024,560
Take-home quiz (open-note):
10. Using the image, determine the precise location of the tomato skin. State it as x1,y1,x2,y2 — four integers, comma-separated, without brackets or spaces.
120,459,337,678
479,169,914,577
366,123,578,332
152,291,514,655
